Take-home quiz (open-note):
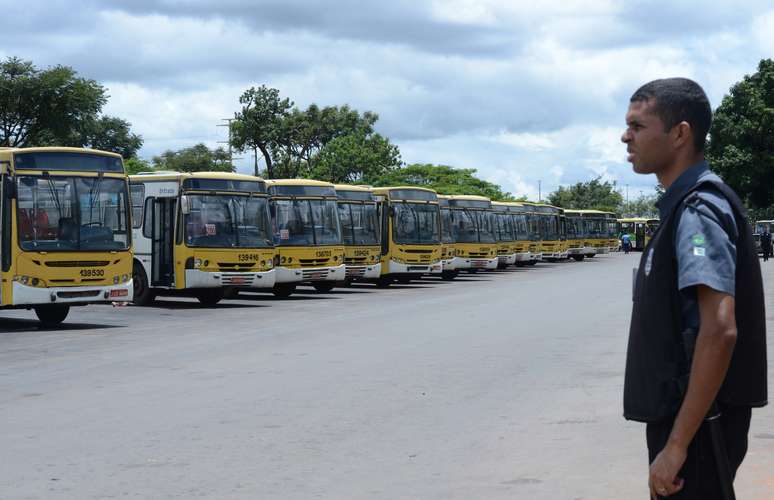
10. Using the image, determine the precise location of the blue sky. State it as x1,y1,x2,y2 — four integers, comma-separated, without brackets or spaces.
2,0,772,200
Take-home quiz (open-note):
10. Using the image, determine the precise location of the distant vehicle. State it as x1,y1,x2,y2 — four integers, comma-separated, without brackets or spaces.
130,171,275,305
372,186,443,287
618,217,659,251
1,147,133,325
334,185,381,282
437,196,459,280
446,195,499,272
267,179,345,296
523,203,567,261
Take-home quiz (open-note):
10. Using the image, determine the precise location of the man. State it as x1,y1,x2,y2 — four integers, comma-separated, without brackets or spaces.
760,226,771,262
621,78,767,499
622,232,632,254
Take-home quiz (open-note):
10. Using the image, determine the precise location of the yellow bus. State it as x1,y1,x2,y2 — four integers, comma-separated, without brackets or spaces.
372,186,442,286
522,203,542,265
526,203,567,261
1,147,133,325
334,184,381,282
268,179,345,296
619,217,659,251
130,171,275,305
437,195,459,280
564,209,589,261
582,210,614,257
491,201,518,267
607,214,621,252
447,195,498,272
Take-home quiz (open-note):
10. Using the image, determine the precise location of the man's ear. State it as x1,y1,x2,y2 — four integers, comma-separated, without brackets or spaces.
672,121,693,150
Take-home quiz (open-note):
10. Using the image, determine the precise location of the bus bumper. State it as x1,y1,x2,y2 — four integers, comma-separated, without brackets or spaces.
450,256,499,270
514,252,532,262
387,260,433,274
498,253,517,265
274,264,346,284
582,247,597,255
12,281,134,306
345,263,381,280
437,258,456,273
185,269,276,289
567,247,584,255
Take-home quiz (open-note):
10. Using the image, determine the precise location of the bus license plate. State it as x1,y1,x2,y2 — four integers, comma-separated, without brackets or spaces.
309,272,323,280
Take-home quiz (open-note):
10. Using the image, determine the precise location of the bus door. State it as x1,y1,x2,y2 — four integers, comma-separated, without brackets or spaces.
147,197,177,286
0,173,6,306
636,223,646,250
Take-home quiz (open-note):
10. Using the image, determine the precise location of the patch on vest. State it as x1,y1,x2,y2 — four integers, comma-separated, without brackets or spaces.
644,247,654,276
692,233,706,246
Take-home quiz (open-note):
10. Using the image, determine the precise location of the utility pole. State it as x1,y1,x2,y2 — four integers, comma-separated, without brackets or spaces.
217,118,241,169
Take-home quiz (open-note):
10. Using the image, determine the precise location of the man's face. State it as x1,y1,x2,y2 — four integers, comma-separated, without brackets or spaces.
621,99,674,175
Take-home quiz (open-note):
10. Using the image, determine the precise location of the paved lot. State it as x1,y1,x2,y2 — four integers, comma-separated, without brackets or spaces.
1,254,772,499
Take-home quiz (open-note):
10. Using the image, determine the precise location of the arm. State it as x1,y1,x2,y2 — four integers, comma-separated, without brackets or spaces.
649,286,737,497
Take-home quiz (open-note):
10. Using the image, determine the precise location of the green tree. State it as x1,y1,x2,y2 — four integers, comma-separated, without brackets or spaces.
308,132,401,183
273,104,379,178
73,116,143,158
152,143,234,173
124,157,153,175
372,163,516,201
619,194,659,218
231,85,293,178
707,58,774,210
547,177,623,212
0,57,107,147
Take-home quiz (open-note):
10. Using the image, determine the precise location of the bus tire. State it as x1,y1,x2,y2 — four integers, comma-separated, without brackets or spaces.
313,282,336,293
272,284,296,298
375,277,392,288
441,270,457,281
527,260,537,266
195,289,223,306
132,262,155,306
587,253,596,258
397,277,412,284
223,288,239,300
572,255,585,262
34,304,70,327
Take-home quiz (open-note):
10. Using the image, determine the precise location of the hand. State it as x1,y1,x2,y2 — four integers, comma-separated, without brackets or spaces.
648,442,687,498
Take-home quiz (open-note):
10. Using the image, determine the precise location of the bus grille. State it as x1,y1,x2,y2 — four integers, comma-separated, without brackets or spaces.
403,249,433,254
302,269,329,281
56,290,101,299
218,262,256,271
221,274,256,286
407,266,429,272
45,261,110,267
344,257,367,264
299,258,331,267
469,252,489,257
346,266,367,278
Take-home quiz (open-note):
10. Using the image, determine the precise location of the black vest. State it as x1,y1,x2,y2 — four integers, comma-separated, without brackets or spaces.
623,179,768,423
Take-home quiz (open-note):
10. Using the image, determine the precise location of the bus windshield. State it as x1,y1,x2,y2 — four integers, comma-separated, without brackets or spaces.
337,202,379,245
393,202,440,244
16,175,130,251
185,194,272,248
542,215,560,241
513,214,529,240
495,213,514,242
272,199,341,246
440,208,454,244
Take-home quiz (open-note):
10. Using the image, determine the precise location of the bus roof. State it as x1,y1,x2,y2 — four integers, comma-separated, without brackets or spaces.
372,186,438,202
372,186,437,194
131,171,263,182
333,184,372,192
449,194,491,202
618,217,657,223
266,178,335,187
0,146,122,159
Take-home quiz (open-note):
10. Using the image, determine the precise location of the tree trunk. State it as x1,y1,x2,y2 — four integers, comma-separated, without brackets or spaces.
259,144,274,179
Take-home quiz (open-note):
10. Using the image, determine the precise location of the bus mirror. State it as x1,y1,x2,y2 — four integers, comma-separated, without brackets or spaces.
180,195,191,215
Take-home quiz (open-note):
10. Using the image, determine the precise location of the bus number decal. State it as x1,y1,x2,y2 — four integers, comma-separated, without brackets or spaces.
316,250,332,258
80,269,105,277
238,253,260,262
354,249,370,257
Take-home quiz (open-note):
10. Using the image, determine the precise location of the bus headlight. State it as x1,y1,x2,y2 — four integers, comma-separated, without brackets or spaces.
14,276,46,287
194,258,203,268
281,256,287,264
122,274,130,283
114,276,120,284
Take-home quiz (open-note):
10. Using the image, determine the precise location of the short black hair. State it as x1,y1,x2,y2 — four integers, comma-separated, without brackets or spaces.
630,78,712,152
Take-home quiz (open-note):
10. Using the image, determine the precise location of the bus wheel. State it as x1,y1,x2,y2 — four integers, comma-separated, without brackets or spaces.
587,254,596,258
397,277,412,284
273,284,296,298
34,304,70,327
223,288,239,300
132,263,155,306
375,277,392,288
572,255,585,262
195,289,223,306
527,260,537,266
441,270,457,281
313,282,336,293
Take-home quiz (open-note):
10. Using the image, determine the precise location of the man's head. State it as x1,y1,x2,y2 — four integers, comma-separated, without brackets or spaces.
621,78,712,178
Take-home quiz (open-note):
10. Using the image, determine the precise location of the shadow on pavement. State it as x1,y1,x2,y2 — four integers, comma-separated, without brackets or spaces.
0,317,122,333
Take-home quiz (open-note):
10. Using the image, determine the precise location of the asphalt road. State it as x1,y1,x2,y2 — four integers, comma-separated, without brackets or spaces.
1,254,773,499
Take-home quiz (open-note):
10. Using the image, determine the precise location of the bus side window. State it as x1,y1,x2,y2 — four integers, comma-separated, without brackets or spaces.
130,184,145,229
142,197,154,238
